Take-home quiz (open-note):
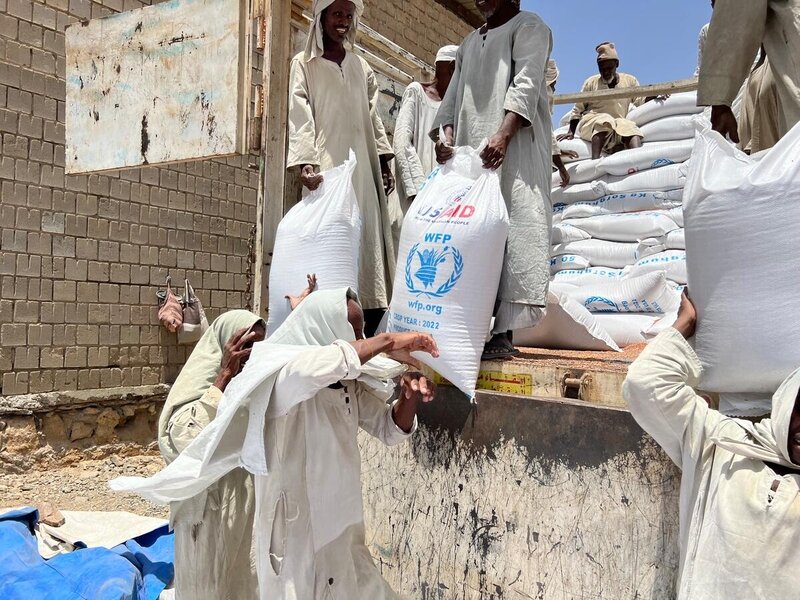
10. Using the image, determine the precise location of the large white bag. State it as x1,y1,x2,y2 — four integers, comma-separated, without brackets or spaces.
514,291,620,351
684,124,800,394
560,190,682,219
551,223,592,244
550,158,604,187
624,249,687,284
641,115,696,142
563,212,678,243
552,266,624,286
267,152,361,335
388,144,509,397
600,139,694,176
550,254,591,274
627,92,703,126
551,180,607,205
604,163,686,194
594,312,678,347
551,239,639,269
565,271,681,314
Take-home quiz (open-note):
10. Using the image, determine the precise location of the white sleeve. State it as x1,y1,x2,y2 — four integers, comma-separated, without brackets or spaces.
356,385,415,446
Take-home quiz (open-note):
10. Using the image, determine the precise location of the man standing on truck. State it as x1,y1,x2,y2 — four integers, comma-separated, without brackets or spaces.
623,293,800,598
558,42,646,160
433,0,553,360
698,0,800,149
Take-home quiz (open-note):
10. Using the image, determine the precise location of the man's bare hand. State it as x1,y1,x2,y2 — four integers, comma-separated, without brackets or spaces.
558,166,570,187
435,125,455,164
384,332,439,368
382,165,396,196
214,326,264,391
556,132,574,142
481,132,510,170
673,291,697,340
399,372,436,403
711,105,740,144
560,149,579,160
286,273,317,310
300,164,324,191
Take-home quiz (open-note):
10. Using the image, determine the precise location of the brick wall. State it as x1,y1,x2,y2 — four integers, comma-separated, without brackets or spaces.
0,0,473,398
0,0,258,396
363,1,474,67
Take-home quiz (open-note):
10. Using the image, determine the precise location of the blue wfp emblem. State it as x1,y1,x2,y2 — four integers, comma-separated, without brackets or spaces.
405,242,463,298
584,296,618,312
650,158,675,168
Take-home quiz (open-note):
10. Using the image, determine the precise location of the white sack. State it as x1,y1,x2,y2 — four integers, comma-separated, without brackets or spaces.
564,211,678,243
640,115,696,142
552,266,624,286
625,249,687,285
560,190,683,219
551,180,607,205
556,138,593,162
267,152,361,335
604,163,686,195
666,228,685,249
600,139,694,176
551,158,604,187
388,144,509,398
593,312,678,347
514,290,620,352
550,254,590,274
565,271,681,314
551,223,592,244
684,123,800,394
551,239,639,269
664,206,684,227
627,92,703,126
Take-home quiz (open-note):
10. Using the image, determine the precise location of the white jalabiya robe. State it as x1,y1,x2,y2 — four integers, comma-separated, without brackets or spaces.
569,73,644,151
624,328,800,599
393,82,440,211
287,52,396,310
432,11,553,332
698,0,800,143
257,342,411,599
739,57,781,153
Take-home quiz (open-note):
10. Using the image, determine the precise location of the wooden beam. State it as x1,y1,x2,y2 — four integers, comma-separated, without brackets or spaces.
552,78,699,105
433,0,483,29
253,0,293,317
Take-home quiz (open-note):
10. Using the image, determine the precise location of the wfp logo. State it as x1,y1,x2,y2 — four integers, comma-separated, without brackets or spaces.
405,242,463,298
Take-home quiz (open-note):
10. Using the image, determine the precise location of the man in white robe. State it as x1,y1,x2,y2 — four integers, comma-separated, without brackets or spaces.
559,42,645,159
624,293,800,598
393,45,458,212
287,0,396,335
433,0,553,359
698,0,800,147
112,289,440,600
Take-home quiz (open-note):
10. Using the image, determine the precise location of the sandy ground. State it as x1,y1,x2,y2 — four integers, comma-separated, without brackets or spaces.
0,453,169,519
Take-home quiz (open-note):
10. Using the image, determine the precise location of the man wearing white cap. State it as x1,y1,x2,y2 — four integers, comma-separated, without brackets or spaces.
559,42,646,160
393,45,458,212
287,0,396,336
433,0,553,359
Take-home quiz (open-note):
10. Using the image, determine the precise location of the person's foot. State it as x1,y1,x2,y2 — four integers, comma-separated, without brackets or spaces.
481,333,519,361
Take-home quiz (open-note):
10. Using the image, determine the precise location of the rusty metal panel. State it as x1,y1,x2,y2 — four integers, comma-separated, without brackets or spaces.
65,0,248,174
360,389,680,599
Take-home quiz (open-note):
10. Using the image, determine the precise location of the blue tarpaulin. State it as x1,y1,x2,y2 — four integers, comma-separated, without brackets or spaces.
0,507,174,600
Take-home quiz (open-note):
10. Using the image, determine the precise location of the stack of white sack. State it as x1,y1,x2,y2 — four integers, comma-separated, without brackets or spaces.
523,93,708,349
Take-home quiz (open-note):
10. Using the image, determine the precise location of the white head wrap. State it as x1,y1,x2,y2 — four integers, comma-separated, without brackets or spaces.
712,366,800,469
304,0,364,62
435,45,459,64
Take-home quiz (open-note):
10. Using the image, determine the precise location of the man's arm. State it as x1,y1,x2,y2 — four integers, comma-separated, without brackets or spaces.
697,0,768,141
357,371,435,444
622,294,723,467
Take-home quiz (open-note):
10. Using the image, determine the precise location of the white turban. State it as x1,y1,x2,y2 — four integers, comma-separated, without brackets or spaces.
435,45,459,64
303,0,365,62
545,59,559,86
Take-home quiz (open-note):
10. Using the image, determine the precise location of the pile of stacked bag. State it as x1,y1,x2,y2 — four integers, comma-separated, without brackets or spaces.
516,92,707,351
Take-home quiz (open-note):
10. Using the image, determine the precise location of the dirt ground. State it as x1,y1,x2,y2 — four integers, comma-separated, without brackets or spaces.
0,452,169,519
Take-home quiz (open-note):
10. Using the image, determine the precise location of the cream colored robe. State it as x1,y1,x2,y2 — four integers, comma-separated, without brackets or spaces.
393,82,440,211
569,73,644,151
624,328,800,599
287,52,396,310
739,58,782,153
257,342,412,599
698,0,800,143
432,11,553,331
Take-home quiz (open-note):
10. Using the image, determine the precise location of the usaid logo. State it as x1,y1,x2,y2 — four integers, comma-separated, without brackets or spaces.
405,233,463,298
415,188,476,221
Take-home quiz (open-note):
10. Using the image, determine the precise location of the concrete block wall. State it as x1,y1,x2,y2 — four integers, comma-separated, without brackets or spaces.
363,1,474,67
0,0,258,396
